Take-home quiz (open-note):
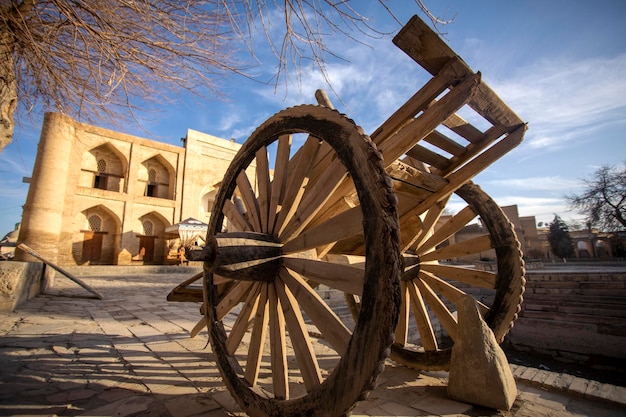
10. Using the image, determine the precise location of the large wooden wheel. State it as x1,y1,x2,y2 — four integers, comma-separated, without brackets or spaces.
347,181,525,370
202,105,402,417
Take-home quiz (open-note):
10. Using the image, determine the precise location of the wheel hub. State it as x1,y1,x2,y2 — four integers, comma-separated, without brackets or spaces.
205,231,283,282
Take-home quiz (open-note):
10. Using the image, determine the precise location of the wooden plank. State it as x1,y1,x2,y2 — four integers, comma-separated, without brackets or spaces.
281,205,363,254
370,73,450,146
415,276,458,341
282,257,364,296
255,146,271,233
418,205,477,254
236,170,262,232
438,124,506,177
394,15,524,129
244,283,270,386
17,243,103,299
420,263,496,289
379,72,481,166
273,277,322,391
268,283,289,400
268,134,291,234
280,268,351,353
406,144,451,171
409,199,447,250
419,234,493,262
423,130,467,156
190,316,207,338
406,279,438,351
442,112,485,145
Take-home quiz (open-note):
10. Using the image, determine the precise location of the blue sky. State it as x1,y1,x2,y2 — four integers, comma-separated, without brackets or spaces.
1,0,625,236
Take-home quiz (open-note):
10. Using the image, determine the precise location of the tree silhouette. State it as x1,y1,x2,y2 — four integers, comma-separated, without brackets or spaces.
0,1,452,152
547,214,574,262
567,163,626,232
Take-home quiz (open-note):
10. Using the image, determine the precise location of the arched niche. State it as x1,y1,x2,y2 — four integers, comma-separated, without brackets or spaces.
138,154,175,200
80,143,128,192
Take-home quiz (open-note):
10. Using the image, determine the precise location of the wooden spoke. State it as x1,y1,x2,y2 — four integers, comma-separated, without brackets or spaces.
274,277,322,392
273,137,321,235
281,206,363,254
268,135,292,234
217,280,255,321
244,284,270,386
395,281,410,346
415,276,458,341
268,283,289,400
410,199,447,250
279,162,349,242
406,279,438,351
223,198,252,232
280,268,351,353
190,316,207,338
255,147,271,232
282,257,364,296
420,270,489,315
417,205,477,254
420,263,496,289
419,234,493,262
226,282,262,355
236,170,262,232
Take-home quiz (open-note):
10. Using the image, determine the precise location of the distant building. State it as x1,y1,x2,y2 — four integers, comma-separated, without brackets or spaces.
15,112,248,266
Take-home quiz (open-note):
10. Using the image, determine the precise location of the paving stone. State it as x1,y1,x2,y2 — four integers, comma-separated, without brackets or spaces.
410,392,473,415
568,376,590,395
77,394,153,417
163,393,222,417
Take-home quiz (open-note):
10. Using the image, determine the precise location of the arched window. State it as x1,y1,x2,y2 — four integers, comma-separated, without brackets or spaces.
88,215,102,232
94,158,108,190
146,168,158,196
142,220,154,236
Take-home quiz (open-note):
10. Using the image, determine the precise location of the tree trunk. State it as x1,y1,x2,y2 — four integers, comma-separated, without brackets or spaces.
0,39,17,153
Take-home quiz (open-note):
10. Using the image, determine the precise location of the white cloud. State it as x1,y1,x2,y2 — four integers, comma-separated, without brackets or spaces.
484,176,581,191
493,54,626,151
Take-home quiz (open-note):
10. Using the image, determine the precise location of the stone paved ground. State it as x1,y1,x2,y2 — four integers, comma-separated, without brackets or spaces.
0,271,624,417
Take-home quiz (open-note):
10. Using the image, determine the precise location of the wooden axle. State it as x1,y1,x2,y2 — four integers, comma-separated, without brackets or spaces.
189,231,283,281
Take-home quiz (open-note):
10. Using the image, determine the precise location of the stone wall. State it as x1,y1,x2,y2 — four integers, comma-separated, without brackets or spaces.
504,270,626,370
0,261,46,312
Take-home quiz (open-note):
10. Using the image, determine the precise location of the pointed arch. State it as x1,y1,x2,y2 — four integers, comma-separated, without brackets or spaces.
139,154,176,199
80,142,128,192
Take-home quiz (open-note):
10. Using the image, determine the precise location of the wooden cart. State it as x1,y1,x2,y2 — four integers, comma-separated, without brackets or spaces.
168,15,527,417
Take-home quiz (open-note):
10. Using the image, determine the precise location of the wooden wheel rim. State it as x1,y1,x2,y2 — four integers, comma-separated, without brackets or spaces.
350,181,525,371
203,105,401,416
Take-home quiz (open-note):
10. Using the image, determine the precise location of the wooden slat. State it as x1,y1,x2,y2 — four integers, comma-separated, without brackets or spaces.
244,284,270,386
442,112,485,145
406,144,451,171
268,283,289,400
415,276,458,341
418,204,477,254
226,282,262,355
268,135,292,234
406,279,438,351
273,137,321,235
370,73,450,146
283,257,364,296
423,130,467,156
409,199,447,250
420,234,493,262
255,146,271,232
236,170,262,232
420,263,496,289
379,72,481,166
394,15,524,130
281,206,363,254
273,277,322,391
189,316,207,338
280,268,351,353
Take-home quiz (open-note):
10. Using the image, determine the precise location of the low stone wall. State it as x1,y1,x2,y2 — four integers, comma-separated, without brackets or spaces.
504,269,626,370
0,261,46,312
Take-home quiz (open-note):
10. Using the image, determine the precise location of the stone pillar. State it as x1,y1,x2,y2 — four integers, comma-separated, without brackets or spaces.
15,113,74,289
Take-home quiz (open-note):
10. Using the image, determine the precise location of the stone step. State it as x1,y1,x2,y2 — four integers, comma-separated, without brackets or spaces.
519,310,626,329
